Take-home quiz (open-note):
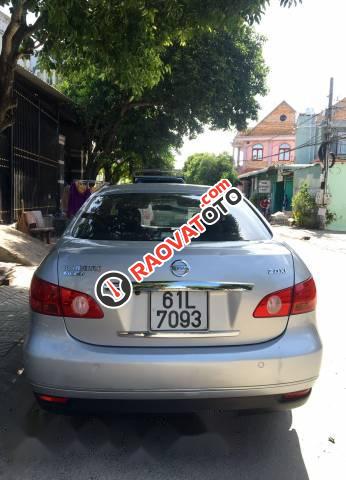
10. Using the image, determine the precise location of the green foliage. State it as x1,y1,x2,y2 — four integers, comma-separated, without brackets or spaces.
280,0,302,6
183,152,238,186
0,0,302,132
292,184,337,228
157,28,267,133
292,183,318,228
36,0,279,97
325,209,337,226
59,26,267,179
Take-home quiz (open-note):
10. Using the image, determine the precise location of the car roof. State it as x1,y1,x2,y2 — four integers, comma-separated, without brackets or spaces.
99,183,209,195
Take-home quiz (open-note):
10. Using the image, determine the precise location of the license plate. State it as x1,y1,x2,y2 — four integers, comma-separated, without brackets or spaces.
150,291,208,331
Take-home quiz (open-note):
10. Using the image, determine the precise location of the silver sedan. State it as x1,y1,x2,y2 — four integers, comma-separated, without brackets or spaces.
24,183,322,412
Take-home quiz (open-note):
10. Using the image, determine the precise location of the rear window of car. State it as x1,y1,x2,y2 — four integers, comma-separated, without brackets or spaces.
72,193,271,242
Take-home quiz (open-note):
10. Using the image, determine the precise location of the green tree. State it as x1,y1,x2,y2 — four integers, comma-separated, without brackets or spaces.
61,27,267,178
183,152,238,186
0,0,301,132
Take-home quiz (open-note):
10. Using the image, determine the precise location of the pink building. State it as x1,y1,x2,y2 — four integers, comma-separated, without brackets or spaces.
233,101,296,174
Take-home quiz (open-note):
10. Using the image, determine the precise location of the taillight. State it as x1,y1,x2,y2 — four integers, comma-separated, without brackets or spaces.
30,276,62,316
60,286,104,318
291,277,316,314
30,276,104,318
253,286,293,318
253,277,316,318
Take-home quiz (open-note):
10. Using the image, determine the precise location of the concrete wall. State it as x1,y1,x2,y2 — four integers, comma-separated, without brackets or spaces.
293,164,321,197
327,162,346,231
295,114,319,164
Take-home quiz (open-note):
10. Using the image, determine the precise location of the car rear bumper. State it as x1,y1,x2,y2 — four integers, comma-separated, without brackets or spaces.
24,314,322,405
34,392,312,413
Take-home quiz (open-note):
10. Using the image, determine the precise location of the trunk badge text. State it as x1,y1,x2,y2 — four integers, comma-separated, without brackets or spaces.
267,268,287,275
170,260,190,277
63,265,101,277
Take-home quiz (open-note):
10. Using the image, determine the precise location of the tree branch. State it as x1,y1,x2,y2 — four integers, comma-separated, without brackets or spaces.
127,101,155,110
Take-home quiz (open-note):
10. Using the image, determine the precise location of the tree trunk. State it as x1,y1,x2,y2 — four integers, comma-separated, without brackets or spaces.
84,162,98,180
103,163,112,182
0,1,40,132
84,153,100,180
0,58,16,133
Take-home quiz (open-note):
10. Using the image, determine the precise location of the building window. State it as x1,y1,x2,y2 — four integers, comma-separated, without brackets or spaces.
279,144,290,161
252,144,263,160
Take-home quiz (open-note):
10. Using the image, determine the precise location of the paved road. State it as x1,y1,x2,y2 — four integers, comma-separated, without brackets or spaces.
0,232,345,480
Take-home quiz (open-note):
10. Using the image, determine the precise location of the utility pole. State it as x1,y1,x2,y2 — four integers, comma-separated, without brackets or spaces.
318,77,334,227
323,77,334,202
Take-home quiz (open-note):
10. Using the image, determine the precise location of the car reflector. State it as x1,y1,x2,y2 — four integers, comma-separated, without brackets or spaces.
38,394,69,404
282,389,311,401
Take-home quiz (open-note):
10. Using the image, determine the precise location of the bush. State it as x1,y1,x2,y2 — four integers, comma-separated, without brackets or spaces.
326,209,337,226
292,183,318,228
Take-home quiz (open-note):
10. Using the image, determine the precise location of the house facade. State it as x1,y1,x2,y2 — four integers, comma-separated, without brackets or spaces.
238,164,309,214
236,97,346,231
233,101,296,174
233,101,297,212
295,98,346,231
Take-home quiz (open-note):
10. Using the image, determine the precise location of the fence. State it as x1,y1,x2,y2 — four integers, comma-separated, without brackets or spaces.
0,86,60,223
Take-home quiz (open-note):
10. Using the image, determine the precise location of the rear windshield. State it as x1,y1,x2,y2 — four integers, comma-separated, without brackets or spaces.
72,193,271,242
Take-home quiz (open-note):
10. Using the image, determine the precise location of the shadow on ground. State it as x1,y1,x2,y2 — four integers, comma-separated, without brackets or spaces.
0,380,309,480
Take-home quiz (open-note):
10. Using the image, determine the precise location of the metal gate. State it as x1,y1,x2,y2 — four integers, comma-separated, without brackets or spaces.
0,126,11,223
11,89,59,220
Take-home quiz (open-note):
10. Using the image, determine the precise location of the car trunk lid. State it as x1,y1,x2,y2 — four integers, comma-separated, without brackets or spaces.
57,237,294,347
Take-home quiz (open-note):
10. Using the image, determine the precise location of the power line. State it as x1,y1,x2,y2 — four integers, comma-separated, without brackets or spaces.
236,100,346,165
238,100,346,147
